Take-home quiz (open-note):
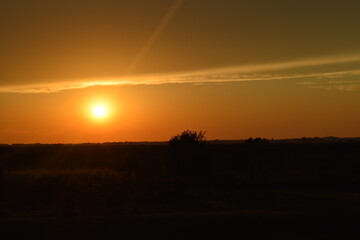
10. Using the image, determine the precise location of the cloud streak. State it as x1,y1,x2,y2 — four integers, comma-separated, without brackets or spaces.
126,0,185,74
1,53,360,93
297,79,360,91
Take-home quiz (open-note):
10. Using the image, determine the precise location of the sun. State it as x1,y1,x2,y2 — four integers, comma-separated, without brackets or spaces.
92,105,108,119
86,98,117,122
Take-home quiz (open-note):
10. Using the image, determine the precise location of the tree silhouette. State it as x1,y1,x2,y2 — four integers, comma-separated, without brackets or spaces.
169,130,206,146
168,130,208,180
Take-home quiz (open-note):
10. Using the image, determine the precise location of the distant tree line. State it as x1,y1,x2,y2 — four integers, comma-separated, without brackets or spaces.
244,137,271,144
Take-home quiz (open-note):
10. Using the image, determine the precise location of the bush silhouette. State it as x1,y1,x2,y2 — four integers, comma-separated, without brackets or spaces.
168,130,208,184
169,130,206,146
244,137,270,144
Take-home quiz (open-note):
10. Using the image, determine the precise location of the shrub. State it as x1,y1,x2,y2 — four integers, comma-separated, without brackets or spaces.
169,130,207,146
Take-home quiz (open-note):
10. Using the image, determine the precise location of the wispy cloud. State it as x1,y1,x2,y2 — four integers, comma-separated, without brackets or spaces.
1,53,360,93
297,79,360,91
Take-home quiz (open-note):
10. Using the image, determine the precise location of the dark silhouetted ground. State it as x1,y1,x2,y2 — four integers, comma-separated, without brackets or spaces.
0,140,359,239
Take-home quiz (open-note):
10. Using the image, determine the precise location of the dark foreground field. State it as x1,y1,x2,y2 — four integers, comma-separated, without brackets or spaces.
0,142,359,239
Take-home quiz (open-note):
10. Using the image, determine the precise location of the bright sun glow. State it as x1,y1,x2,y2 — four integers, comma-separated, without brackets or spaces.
92,105,108,119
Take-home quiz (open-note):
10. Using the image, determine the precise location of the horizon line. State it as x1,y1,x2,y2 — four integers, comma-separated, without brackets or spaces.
2,136,360,145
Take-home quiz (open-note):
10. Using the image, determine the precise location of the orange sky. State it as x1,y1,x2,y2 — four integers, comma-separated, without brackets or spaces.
1,80,359,144
0,0,360,143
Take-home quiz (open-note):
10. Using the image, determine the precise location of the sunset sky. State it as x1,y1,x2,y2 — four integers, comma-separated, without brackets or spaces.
1,0,360,143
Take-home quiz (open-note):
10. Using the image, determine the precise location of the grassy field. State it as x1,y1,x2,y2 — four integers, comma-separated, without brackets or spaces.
0,142,359,239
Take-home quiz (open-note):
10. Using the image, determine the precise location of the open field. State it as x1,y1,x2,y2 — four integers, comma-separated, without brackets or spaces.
0,142,359,239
